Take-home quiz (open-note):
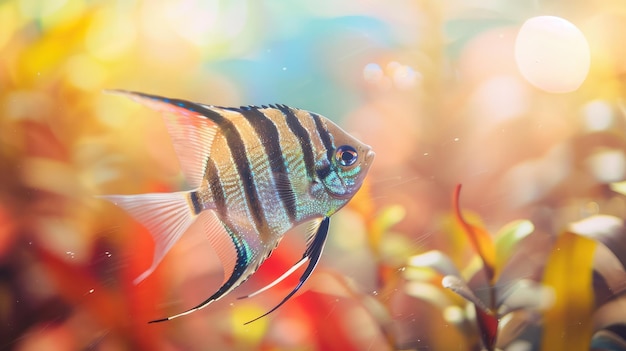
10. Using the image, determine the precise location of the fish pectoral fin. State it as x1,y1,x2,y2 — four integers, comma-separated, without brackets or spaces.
106,90,219,188
236,218,324,300
99,191,197,285
304,218,324,247
243,217,330,325
272,172,298,215
237,256,309,300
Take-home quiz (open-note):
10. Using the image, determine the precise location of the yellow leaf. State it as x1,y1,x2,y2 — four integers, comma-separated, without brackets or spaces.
541,232,596,351
369,204,406,255
609,181,626,196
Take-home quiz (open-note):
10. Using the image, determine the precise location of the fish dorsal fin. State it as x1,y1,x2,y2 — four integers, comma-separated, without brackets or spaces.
107,90,218,188
99,191,197,285
239,217,331,324
162,114,217,188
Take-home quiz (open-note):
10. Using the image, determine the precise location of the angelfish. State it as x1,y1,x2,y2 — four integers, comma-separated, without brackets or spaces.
101,90,375,324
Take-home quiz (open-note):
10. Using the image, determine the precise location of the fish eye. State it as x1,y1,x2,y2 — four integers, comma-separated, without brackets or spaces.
335,145,358,167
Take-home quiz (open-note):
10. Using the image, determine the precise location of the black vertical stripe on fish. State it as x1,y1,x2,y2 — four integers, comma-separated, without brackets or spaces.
316,165,333,181
311,112,335,162
189,191,203,215
239,108,297,222
136,92,269,236
278,105,316,181
205,157,227,219
201,108,268,236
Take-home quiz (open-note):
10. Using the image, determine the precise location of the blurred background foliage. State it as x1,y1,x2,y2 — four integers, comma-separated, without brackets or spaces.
1,0,626,350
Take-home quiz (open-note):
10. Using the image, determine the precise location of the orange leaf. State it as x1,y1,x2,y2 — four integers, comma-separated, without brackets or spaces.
452,184,496,284
541,232,595,351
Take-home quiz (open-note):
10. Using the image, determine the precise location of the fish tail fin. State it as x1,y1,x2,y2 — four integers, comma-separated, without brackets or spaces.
99,190,199,285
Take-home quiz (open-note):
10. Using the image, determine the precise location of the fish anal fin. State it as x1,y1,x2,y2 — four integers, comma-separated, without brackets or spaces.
106,89,219,188
148,220,255,323
197,210,238,286
244,217,330,325
99,191,196,285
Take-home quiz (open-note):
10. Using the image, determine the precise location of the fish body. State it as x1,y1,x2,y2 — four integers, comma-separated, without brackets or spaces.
101,90,374,323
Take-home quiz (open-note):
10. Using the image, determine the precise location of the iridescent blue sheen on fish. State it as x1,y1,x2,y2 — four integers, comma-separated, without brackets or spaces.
100,90,375,324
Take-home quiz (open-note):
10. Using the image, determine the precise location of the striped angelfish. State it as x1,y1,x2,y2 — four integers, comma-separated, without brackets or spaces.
100,90,375,324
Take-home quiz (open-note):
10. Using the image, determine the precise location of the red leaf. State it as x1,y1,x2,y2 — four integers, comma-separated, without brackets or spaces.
475,304,499,351
452,184,496,284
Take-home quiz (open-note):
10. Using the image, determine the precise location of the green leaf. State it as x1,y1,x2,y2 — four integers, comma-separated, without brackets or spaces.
494,220,534,281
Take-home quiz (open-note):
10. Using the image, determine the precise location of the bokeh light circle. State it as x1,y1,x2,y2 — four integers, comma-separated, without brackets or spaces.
515,16,590,93
363,63,383,84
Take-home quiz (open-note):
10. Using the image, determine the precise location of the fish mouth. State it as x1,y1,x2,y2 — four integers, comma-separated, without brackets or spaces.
361,149,375,170
364,149,375,165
